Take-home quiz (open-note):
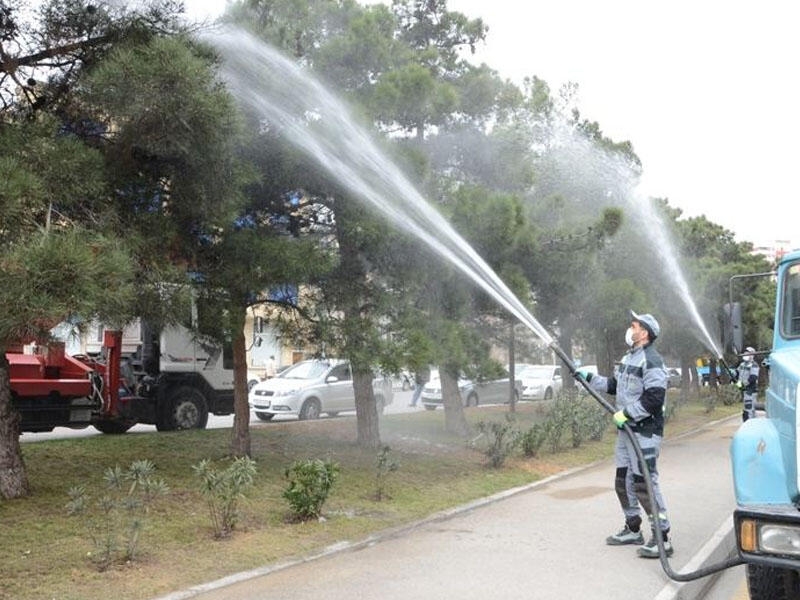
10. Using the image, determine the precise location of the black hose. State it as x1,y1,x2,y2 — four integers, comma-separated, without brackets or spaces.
718,356,739,383
549,342,745,582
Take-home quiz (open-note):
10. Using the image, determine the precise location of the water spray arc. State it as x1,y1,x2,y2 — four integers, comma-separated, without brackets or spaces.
207,26,742,583
206,27,553,348
542,126,725,363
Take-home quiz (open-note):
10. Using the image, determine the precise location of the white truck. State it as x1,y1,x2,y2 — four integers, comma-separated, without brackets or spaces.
62,319,236,432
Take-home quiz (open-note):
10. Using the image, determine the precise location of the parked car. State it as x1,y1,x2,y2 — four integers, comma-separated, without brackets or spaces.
247,371,264,391
666,367,682,388
518,364,564,400
248,359,393,421
420,369,521,409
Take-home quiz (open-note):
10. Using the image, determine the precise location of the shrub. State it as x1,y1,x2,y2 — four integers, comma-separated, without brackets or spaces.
374,445,399,501
65,459,168,571
475,418,520,468
700,386,718,413
568,397,608,446
193,456,257,538
283,458,339,521
719,384,740,407
583,401,609,441
520,422,546,458
543,397,571,453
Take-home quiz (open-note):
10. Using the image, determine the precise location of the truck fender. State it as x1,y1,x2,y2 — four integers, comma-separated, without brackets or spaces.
731,417,792,504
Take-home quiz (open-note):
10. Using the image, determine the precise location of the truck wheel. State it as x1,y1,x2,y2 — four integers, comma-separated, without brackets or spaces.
93,419,135,434
544,387,553,401
299,398,321,420
168,386,209,430
254,411,274,421
465,392,479,407
746,563,800,599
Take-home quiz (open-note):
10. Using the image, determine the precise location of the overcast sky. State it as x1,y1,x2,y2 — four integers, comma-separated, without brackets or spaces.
186,0,799,250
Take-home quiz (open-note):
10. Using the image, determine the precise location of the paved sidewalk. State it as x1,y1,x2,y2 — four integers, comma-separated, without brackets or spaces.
156,416,742,600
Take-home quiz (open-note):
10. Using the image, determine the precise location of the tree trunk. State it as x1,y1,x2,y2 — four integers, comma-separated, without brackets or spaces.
680,356,691,403
690,364,701,391
441,368,469,437
0,353,30,498
230,327,251,458
557,319,574,362
508,322,516,413
354,369,380,448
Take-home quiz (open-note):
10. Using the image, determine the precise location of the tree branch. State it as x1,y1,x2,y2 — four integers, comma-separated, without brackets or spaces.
0,35,111,74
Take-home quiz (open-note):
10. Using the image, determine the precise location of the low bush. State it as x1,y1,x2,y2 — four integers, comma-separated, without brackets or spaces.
65,459,168,571
520,422,546,457
373,445,399,501
193,456,257,538
474,418,520,468
283,458,339,521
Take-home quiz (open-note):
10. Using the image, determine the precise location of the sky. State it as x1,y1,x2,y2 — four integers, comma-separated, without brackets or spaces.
185,0,799,250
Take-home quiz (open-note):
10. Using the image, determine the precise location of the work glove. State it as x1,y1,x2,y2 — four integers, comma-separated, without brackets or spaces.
574,370,592,383
612,410,629,429
735,381,743,390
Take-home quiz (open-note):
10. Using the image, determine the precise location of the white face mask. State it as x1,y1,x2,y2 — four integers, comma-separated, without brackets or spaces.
625,327,635,347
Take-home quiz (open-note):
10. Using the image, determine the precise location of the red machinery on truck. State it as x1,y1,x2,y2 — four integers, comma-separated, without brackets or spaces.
8,322,236,434
8,330,132,434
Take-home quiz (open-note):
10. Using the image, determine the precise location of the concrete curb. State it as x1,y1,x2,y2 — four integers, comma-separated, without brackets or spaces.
654,517,740,600
152,414,742,600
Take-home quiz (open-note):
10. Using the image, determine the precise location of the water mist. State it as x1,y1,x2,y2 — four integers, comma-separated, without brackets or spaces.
539,122,724,359
205,26,554,346
205,25,722,363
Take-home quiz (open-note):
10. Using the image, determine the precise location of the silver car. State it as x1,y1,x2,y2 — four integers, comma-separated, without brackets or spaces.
421,369,521,409
248,359,393,421
519,364,564,400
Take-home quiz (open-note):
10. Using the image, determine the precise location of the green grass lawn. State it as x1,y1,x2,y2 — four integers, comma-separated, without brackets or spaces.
0,391,740,600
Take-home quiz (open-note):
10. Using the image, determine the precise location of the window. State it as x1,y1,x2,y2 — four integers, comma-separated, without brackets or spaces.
329,363,351,382
781,261,800,338
254,316,265,334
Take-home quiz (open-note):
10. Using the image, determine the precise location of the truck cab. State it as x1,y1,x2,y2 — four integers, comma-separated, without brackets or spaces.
730,249,800,598
125,321,235,431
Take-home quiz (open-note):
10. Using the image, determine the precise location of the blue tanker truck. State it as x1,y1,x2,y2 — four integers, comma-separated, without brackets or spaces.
730,247,800,598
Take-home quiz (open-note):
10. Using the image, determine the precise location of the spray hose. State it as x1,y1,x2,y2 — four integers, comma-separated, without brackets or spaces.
717,356,739,384
548,342,745,582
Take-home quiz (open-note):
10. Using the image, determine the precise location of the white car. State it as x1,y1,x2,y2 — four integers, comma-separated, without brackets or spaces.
519,364,564,400
247,370,265,391
420,369,521,409
248,359,393,421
